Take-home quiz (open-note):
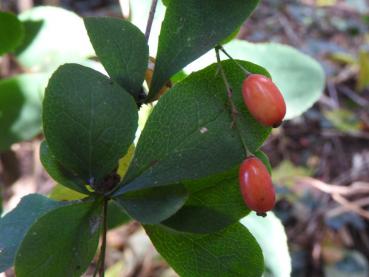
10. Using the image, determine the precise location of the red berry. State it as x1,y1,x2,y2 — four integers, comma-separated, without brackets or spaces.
239,157,276,216
242,74,286,128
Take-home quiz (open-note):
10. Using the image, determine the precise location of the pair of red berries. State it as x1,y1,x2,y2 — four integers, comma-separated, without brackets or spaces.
239,74,286,216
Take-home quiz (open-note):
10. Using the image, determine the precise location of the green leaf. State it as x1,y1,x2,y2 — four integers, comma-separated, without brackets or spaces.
114,184,188,224
161,0,171,6
162,167,249,233
145,223,264,277
84,17,148,99
40,141,90,194
241,212,291,277
0,74,46,151
16,6,94,71
116,60,270,194
43,63,138,183
0,194,64,272
222,41,325,119
15,200,101,277
148,0,260,100
0,11,24,56
107,200,131,230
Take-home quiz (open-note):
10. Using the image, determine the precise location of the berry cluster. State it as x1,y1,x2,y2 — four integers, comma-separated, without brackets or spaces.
239,74,286,216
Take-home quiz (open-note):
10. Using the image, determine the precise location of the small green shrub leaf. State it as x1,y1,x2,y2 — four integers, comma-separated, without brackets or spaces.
116,61,270,194
107,200,131,230
40,141,90,194
0,194,64,272
162,167,248,233
145,223,264,277
84,17,148,99
43,63,138,183
0,74,47,151
148,0,260,100
15,200,101,277
0,11,24,55
114,184,188,224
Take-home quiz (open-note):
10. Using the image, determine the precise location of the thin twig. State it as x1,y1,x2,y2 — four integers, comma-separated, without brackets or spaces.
339,85,369,107
99,199,108,277
331,193,369,220
217,45,251,75
327,80,340,108
297,177,369,220
145,0,158,41
214,47,251,157
93,199,108,277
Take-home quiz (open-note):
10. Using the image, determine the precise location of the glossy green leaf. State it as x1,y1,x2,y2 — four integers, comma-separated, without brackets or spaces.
0,11,24,55
16,6,94,71
107,200,131,230
116,61,270,194
241,212,291,277
145,223,264,277
84,17,148,99
0,194,64,272
43,63,138,183
15,200,101,277
162,167,248,233
148,0,260,100
114,184,188,224
0,74,46,151
40,141,90,194
222,41,325,119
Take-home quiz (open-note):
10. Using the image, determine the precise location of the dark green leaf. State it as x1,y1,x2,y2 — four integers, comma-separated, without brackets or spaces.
15,200,101,277
107,200,131,230
0,74,46,151
114,184,188,224
116,60,270,194
145,223,264,277
163,167,248,233
40,141,90,194
43,63,138,183
148,0,260,100
16,6,94,71
0,194,64,272
0,11,24,55
84,17,148,99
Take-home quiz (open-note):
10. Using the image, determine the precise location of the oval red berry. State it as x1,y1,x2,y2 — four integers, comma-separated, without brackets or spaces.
239,157,276,215
242,74,286,127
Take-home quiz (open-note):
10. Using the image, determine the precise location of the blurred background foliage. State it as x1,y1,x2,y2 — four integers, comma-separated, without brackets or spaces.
0,0,368,276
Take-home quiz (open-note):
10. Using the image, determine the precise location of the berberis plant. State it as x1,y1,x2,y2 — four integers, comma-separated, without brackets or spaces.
0,1,294,276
